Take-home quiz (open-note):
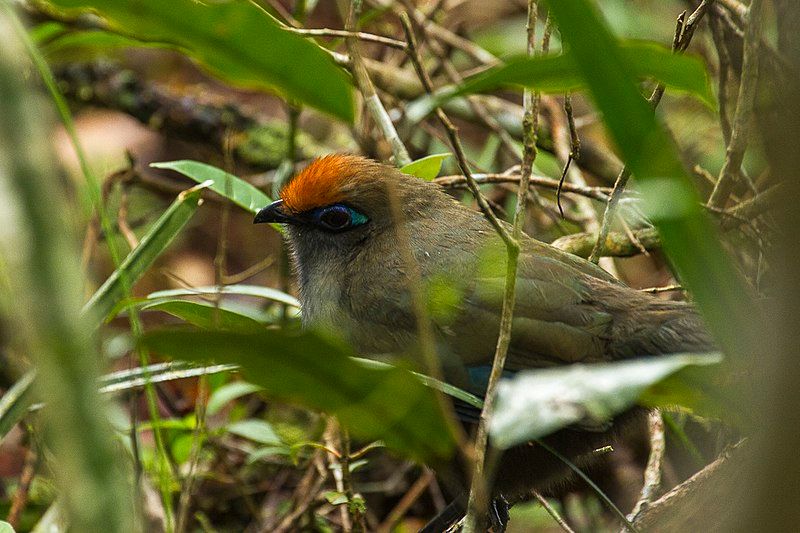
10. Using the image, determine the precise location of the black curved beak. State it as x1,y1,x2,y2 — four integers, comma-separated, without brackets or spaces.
254,199,293,224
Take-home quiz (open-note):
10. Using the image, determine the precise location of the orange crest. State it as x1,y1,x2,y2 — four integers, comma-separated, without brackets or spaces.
280,154,367,213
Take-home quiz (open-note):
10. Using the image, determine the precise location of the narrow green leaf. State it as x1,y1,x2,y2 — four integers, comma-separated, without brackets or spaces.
455,42,713,106
82,185,205,324
0,371,36,442
40,0,354,121
142,300,265,332
400,153,451,181
545,0,759,363
140,329,457,461
227,419,283,445
490,353,722,449
207,381,263,416
151,160,271,214
353,357,484,409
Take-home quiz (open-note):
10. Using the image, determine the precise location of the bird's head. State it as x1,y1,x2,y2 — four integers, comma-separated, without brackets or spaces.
253,154,444,269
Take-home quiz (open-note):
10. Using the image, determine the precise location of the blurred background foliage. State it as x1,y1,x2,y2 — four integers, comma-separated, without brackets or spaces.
0,0,794,531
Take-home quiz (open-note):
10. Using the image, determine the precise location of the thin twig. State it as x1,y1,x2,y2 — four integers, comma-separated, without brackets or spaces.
624,410,665,529
589,2,712,263
400,13,514,247
435,173,611,201
532,491,576,533
708,0,765,208
377,470,435,532
345,0,412,166
556,92,580,215
285,27,407,50
464,4,541,531
7,441,37,529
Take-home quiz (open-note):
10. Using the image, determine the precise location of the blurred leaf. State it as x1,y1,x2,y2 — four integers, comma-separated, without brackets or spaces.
151,160,271,214
546,0,759,364
82,185,206,324
142,300,265,332
140,329,457,461
0,371,36,442
227,419,283,446
207,381,263,416
40,0,354,121
324,491,349,506
454,42,712,106
0,521,15,533
490,353,722,449
247,445,293,463
400,153,451,181
42,28,172,56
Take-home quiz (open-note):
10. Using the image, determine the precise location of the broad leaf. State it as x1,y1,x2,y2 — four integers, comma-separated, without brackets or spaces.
400,153,451,181
490,353,722,449
41,0,354,121
140,329,457,461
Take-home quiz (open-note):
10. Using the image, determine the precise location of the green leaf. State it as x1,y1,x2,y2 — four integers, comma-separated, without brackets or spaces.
490,353,722,449
140,329,457,461
207,381,263,416
151,160,271,214
0,520,16,533
0,371,36,442
227,419,283,446
82,185,205,324
142,300,265,332
40,0,354,121
545,0,760,365
324,491,349,506
400,153,451,181
42,28,173,56
455,41,713,106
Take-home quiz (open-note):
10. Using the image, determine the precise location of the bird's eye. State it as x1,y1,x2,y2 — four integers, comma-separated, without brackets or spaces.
314,204,367,232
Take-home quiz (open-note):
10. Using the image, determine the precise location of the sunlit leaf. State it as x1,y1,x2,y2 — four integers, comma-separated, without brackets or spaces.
147,285,299,308
140,329,457,461
400,153,451,181
40,0,354,121
490,353,722,449
151,160,271,214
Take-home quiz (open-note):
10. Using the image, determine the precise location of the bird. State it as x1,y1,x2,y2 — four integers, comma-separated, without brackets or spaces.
253,154,714,530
